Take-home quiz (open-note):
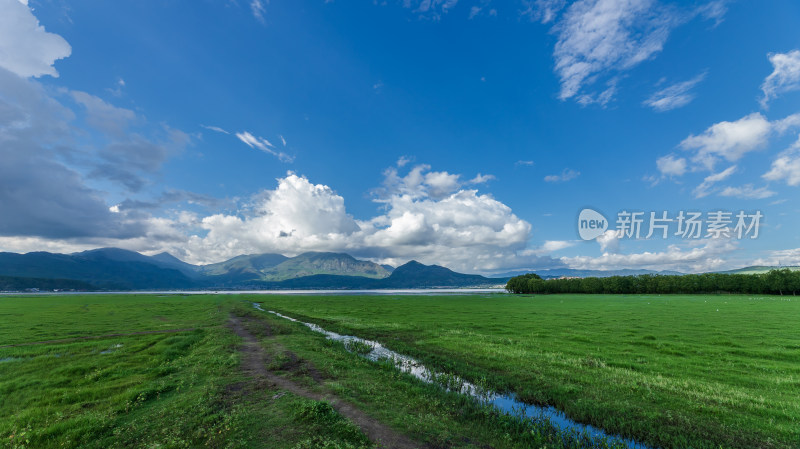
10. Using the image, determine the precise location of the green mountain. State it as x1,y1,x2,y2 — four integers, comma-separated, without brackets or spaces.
0,276,95,291
0,249,195,290
259,252,390,282
381,260,500,287
0,249,501,290
238,260,503,289
199,253,289,283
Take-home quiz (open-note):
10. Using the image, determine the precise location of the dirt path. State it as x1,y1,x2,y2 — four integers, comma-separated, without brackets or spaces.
228,314,427,449
0,328,197,348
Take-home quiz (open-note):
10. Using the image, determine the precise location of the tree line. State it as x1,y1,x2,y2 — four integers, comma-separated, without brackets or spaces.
505,269,800,295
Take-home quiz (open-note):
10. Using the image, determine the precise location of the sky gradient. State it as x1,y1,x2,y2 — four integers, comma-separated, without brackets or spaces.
1,0,800,274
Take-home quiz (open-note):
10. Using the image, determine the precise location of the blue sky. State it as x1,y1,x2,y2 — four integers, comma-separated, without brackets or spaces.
1,0,800,274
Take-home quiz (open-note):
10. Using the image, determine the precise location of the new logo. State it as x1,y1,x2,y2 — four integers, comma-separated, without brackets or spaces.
578,208,608,240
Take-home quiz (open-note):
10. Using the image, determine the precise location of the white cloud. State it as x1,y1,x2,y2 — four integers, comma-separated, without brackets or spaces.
236,130,293,162
644,72,706,111
692,165,736,198
251,0,267,22
562,238,737,272
169,171,533,272
552,0,679,103
546,0,724,104
763,136,800,186
752,248,800,267
656,154,687,177
520,240,576,256
681,112,774,169
468,173,495,184
0,0,72,78
760,50,800,108
468,6,482,19
403,0,459,18
718,184,776,199
697,0,727,25
424,170,462,198
5,167,530,273
596,229,620,253
201,124,230,134
515,160,534,166
375,163,493,200
544,168,580,182
521,0,566,23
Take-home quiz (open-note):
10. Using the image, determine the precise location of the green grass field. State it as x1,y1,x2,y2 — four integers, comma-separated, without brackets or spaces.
1,293,797,449
258,293,800,449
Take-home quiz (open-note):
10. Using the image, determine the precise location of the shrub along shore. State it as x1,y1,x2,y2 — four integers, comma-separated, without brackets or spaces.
506,269,800,295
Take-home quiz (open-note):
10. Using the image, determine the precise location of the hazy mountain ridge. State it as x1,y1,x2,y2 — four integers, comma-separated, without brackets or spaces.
716,266,800,275
2,247,781,291
493,268,685,279
0,250,195,290
0,248,499,290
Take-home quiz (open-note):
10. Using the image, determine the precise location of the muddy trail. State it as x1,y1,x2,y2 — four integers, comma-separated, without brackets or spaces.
227,314,428,449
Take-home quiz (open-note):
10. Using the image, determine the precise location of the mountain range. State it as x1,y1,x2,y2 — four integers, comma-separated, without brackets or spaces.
0,248,503,291
1,248,788,292
491,268,685,279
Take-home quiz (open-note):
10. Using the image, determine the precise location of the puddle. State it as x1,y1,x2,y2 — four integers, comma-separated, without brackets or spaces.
100,343,123,354
0,357,22,363
253,303,648,449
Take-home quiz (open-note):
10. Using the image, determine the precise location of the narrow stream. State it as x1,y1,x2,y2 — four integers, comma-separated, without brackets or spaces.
253,303,650,449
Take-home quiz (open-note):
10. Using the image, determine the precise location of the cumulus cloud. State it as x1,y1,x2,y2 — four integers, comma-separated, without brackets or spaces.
375,163,496,200
165,170,533,273
679,112,800,170
644,72,706,111
562,238,737,272
544,168,580,182
596,229,620,253
0,165,529,273
0,0,71,78
656,154,687,177
760,50,800,108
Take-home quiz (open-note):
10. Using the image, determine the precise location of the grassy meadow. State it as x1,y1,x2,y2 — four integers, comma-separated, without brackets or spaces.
258,293,800,449
0,293,797,449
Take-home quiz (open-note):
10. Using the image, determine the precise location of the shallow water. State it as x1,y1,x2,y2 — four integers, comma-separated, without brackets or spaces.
254,303,649,449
